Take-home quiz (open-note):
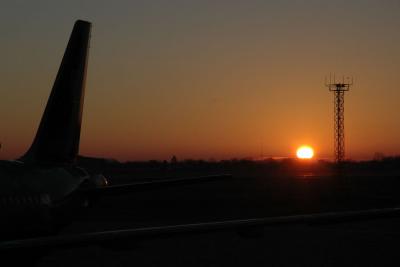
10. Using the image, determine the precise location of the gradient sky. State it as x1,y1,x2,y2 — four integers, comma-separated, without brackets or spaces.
1,0,400,161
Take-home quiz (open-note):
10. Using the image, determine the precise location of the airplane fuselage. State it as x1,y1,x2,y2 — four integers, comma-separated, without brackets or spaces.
0,160,106,239
0,160,89,200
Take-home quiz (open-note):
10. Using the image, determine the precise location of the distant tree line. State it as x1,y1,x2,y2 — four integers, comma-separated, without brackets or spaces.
77,155,400,176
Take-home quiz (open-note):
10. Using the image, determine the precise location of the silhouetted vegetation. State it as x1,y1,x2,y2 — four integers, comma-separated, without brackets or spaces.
77,155,400,183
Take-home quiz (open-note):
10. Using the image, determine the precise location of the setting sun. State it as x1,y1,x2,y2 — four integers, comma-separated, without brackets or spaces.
296,146,314,159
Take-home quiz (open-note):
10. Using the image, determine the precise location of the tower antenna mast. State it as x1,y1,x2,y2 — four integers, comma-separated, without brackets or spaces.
325,75,353,163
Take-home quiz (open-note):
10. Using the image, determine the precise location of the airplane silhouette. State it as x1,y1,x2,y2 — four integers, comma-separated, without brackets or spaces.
1,20,400,254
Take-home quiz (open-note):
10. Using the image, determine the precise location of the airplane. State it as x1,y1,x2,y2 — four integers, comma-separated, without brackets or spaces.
0,20,230,241
1,20,400,260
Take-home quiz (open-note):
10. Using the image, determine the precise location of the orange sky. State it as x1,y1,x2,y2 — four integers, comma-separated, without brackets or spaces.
1,1,400,161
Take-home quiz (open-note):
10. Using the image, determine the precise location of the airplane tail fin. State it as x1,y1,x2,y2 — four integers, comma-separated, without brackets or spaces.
21,20,91,165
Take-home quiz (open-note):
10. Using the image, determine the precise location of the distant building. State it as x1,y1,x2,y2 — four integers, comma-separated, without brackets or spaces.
170,155,178,164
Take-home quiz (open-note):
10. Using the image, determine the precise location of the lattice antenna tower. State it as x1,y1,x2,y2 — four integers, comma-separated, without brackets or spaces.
325,74,353,163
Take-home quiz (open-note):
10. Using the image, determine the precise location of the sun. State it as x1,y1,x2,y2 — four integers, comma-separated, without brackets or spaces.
296,146,314,159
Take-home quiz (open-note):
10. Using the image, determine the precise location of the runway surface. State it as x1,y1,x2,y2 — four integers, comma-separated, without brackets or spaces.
36,170,400,266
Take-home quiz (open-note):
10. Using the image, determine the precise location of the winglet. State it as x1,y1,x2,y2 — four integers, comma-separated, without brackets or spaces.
21,20,91,165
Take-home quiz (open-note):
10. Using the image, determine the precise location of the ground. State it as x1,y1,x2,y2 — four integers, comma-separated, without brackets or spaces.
36,164,400,266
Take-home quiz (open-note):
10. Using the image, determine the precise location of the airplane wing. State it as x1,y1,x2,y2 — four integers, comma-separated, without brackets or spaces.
2,207,400,251
86,174,232,195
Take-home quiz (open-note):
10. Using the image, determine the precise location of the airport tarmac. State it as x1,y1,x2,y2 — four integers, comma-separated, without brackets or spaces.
36,171,400,266
40,218,400,267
